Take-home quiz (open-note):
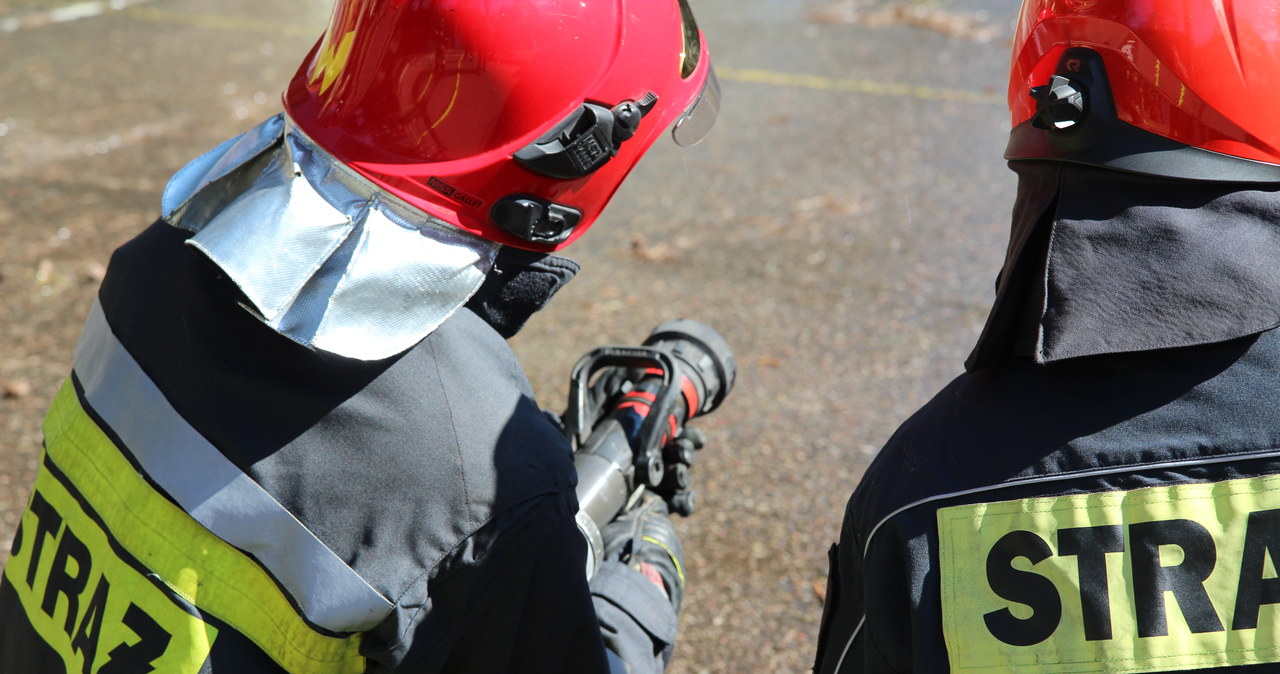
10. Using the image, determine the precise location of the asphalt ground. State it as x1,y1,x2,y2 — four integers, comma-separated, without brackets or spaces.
0,0,1019,671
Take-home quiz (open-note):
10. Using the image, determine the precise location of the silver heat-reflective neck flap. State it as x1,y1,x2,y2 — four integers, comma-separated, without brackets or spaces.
162,114,499,360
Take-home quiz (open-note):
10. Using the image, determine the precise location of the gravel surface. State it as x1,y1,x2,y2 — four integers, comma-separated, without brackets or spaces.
0,0,1019,671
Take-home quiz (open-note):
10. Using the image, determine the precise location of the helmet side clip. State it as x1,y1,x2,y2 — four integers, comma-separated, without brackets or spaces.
514,94,659,180
490,195,583,246
1030,75,1086,130
1029,48,1115,147
497,93,658,247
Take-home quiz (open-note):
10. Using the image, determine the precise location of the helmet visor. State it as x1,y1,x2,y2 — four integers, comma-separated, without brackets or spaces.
672,67,720,147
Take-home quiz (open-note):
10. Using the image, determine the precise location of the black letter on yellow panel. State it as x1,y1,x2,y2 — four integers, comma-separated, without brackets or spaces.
1059,525,1124,641
98,604,172,674
1233,508,1280,630
42,527,91,635
25,491,63,588
984,530,1062,646
10,518,23,558
1131,519,1224,637
71,577,109,674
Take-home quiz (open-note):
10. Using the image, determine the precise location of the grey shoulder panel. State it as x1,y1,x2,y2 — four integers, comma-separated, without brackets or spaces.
240,308,576,601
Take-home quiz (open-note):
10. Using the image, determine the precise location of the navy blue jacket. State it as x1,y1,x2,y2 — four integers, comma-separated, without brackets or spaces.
0,222,673,673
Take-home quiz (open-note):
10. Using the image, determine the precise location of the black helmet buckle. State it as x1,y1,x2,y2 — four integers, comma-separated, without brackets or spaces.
490,195,583,246
514,94,658,180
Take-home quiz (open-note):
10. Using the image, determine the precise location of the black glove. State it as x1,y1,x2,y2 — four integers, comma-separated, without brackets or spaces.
600,493,686,613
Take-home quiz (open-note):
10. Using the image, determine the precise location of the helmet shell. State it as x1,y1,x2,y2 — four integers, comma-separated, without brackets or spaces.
1008,0,1280,176
285,0,713,251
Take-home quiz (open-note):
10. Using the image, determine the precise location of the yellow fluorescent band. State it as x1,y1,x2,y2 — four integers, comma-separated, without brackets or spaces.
34,379,365,673
939,474,1280,673
4,458,217,674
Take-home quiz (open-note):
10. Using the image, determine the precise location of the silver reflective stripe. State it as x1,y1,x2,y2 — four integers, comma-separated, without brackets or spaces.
73,300,394,632
832,615,864,673
606,649,629,674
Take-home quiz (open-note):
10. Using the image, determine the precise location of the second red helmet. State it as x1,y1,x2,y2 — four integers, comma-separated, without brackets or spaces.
284,0,718,251
1006,0,1280,182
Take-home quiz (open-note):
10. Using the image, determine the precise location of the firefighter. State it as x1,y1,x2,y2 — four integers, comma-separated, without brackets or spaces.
0,0,720,672
815,1,1280,671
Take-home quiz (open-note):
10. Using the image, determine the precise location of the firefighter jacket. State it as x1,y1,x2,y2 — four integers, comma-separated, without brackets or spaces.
815,164,1280,673
0,117,678,673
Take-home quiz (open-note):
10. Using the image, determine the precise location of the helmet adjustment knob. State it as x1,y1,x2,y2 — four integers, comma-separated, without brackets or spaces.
1030,75,1086,130
611,92,658,145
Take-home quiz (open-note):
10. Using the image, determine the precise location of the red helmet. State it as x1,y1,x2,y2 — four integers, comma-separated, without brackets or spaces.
284,0,717,251
1005,0,1280,182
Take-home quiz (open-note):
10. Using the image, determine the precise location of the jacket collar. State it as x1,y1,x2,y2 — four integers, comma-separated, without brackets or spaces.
464,247,579,339
968,162,1280,370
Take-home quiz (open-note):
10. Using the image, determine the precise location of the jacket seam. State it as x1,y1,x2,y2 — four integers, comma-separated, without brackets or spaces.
380,335,479,618
428,335,474,534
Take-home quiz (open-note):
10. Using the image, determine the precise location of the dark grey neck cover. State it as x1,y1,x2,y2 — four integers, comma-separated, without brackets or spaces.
465,247,580,339
967,162,1280,371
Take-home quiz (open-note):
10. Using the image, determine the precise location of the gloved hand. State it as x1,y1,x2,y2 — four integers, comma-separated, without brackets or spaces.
600,492,686,613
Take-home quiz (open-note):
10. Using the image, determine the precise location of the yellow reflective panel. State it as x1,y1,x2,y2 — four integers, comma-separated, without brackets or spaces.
32,379,366,674
939,475,1280,672
4,459,216,674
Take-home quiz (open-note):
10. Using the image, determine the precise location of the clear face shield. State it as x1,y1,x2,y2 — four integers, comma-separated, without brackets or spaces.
672,67,720,147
